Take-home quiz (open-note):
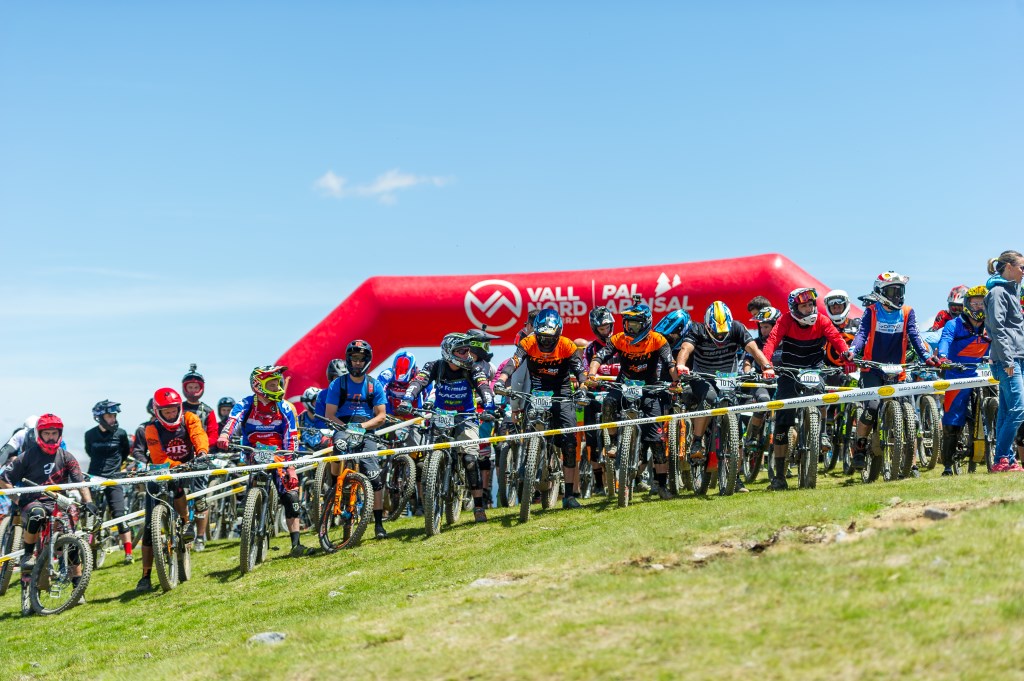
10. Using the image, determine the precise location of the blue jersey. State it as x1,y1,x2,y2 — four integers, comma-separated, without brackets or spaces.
221,396,298,451
324,375,386,420
938,316,990,378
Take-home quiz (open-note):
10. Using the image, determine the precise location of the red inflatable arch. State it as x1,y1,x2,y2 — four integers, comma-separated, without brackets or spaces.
277,253,841,396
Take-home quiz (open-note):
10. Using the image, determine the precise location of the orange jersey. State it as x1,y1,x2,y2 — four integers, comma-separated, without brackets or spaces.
592,332,674,383
506,334,587,392
144,411,209,467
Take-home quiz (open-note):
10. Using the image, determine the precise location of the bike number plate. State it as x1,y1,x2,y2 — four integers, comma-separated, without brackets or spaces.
622,380,644,401
531,391,554,411
433,410,457,429
976,365,992,378
346,423,366,436
253,444,277,464
880,364,903,377
799,371,823,388
148,463,171,472
715,372,738,391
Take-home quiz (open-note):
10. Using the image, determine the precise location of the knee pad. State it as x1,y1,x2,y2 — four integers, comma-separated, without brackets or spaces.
363,468,383,492
117,523,129,535
25,506,47,534
281,490,301,519
649,441,667,465
463,455,482,490
772,433,789,446
478,455,493,472
855,437,869,452
561,443,577,469
860,405,878,426
193,497,209,514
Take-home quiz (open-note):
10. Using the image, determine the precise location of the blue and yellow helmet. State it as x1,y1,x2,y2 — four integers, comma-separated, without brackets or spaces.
704,301,733,343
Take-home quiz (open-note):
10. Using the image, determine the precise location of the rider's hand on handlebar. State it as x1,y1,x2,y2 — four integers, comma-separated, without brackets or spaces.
396,400,414,416
84,501,99,516
216,436,230,450
676,364,691,376
925,356,944,368
493,382,509,396
762,366,776,380
842,360,857,375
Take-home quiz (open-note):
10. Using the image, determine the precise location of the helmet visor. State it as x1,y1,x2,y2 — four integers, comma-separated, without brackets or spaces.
793,290,817,306
623,318,644,336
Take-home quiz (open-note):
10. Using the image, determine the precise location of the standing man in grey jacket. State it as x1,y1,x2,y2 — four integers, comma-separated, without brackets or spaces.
984,250,1024,470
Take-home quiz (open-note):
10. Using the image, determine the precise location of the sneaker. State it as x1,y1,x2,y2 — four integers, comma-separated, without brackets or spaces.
562,496,582,509
19,554,35,571
74,594,86,606
735,480,750,494
769,476,788,491
992,458,1010,473
852,451,867,471
820,434,832,452
290,543,314,557
941,467,954,476
655,486,674,501
473,508,488,523
182,522,197,542
193,537,206,552
909,466,920,478
135,575,153,592
635,479,651,493
413,504,424,517
1010,462,1024,472
124,553,135,565
688,440,706,463
374,523,388,539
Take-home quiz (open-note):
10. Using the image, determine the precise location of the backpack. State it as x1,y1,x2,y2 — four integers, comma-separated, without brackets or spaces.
333,375,376,409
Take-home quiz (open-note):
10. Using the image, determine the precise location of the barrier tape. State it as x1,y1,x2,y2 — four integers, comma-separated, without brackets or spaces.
0,375,997,498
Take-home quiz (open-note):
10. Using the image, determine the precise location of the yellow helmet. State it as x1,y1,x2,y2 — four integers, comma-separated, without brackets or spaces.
963,285,988,322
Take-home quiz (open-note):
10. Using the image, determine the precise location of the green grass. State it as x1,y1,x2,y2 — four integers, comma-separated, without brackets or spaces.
4,471,1024,680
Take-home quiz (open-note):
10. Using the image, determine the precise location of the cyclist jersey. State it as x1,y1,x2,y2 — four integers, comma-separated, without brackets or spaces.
378,368,421,416
130,421,150,464
1,443,84,509
144,411,210,467
324,375,385,420
938,316,990,379
763,313,848,370
405,360,495,413
183,400,219,447
83,425,131,477
503,334,586,394
590,331,674,384
742,334,782,373
824,322,857,367
683,321,750,374
930,309,954,332
850,303,930,369
220,396,298,450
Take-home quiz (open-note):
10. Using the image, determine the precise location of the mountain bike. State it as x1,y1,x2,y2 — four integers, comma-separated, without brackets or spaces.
501,389,585,522
602,380,674,507
228,444,295,574
948,363,999,474
680,373,760,496
851,360,930,482
18,485,92,616
411,408,480,536
770,366,844,489
316,424,374,552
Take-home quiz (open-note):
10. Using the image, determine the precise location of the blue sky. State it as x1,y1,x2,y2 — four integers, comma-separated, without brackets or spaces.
1,2,1021,451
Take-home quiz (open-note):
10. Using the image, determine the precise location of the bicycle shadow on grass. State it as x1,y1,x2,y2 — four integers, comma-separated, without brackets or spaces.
90,588,153,604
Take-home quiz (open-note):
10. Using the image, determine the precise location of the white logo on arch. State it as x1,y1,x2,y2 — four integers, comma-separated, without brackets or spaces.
465,279,523,332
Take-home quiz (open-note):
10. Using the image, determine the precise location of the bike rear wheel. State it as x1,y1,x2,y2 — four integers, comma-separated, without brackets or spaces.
150,505,179,592
899,399,918,479
30,534,92,615
983,396,999,471
445,456,467,526
539,440,561,510
689,429,711,496
383,454,416,521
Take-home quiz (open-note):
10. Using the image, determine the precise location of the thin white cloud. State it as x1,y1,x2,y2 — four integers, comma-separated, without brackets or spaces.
314,169,451,203
48,266,166,281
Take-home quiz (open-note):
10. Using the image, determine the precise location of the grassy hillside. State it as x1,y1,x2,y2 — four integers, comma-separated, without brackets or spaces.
3,471,1024,680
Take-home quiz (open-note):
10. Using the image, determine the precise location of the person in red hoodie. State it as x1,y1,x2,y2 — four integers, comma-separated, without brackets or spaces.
761,288,854,490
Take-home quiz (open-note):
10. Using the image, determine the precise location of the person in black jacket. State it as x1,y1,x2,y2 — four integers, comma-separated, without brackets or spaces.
84,400,134,564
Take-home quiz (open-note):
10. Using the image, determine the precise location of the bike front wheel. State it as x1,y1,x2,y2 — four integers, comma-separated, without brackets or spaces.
150,505,179,592
319,472,373,552
30,534,92,615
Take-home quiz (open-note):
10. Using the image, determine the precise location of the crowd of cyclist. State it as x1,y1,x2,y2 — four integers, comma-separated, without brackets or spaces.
2,250,1024,608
